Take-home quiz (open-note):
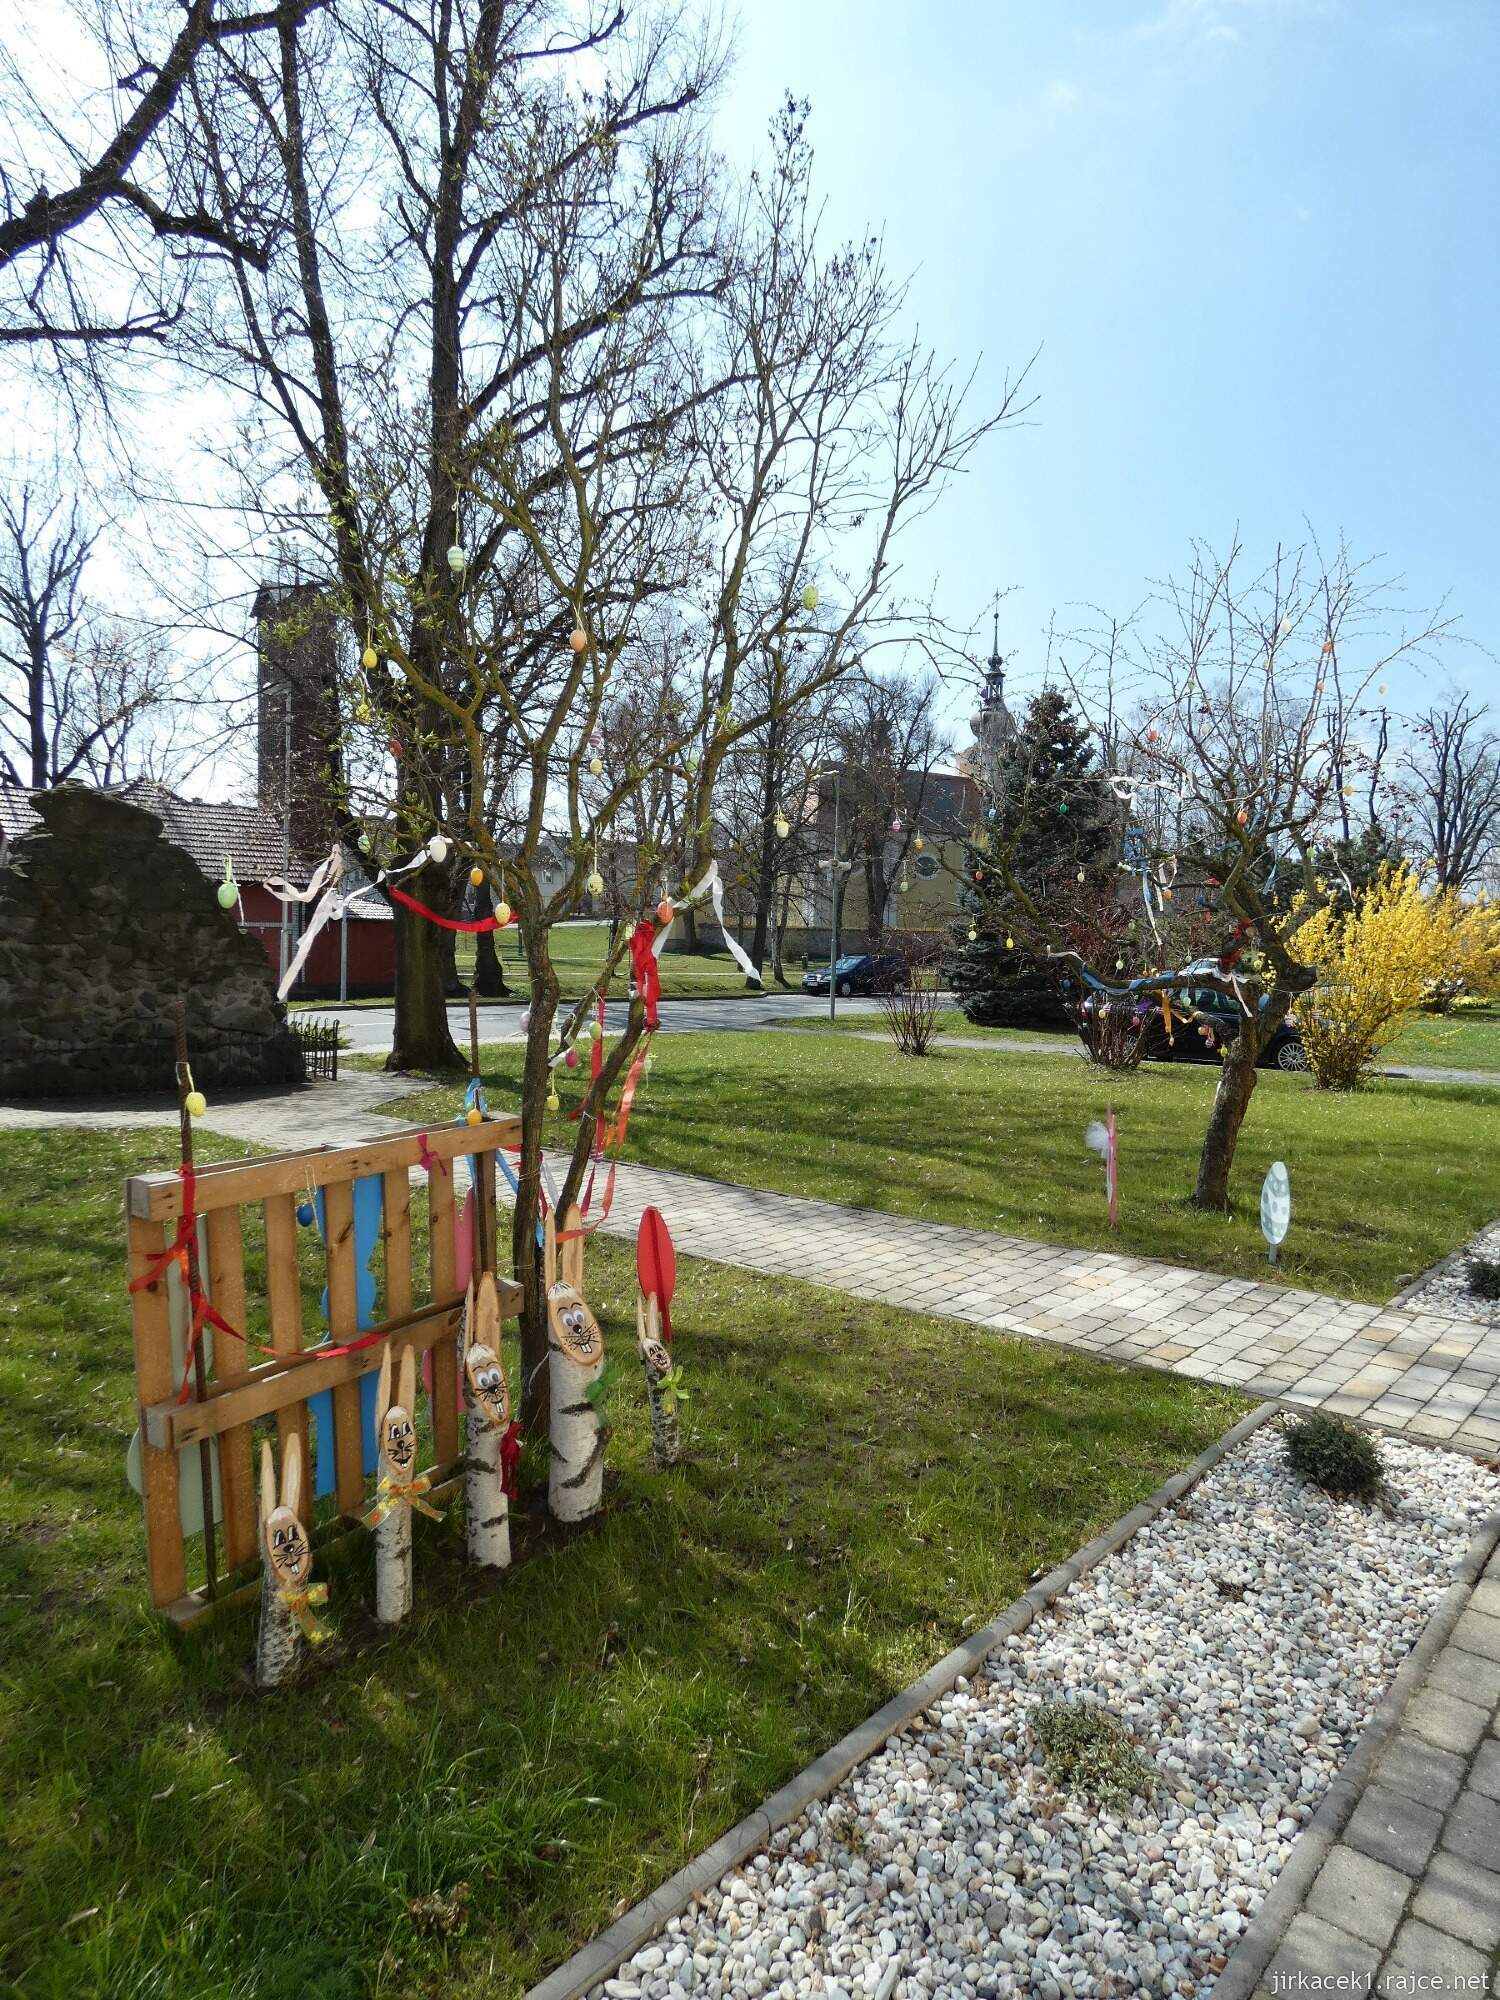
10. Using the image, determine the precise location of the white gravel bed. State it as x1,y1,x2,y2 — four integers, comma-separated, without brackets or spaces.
1401,1216,1500,1326
589,1427,1497,2000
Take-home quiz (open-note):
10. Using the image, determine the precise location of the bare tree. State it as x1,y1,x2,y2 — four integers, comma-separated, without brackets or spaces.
830,668,950,944
0,0,321,385
1403,695,1500,891
994,535,1454,1210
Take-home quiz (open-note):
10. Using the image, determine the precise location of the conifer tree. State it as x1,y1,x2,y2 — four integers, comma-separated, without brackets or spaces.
947,688,1117,1027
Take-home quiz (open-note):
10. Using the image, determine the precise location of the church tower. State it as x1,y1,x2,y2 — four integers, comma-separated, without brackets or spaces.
965,606,1017,783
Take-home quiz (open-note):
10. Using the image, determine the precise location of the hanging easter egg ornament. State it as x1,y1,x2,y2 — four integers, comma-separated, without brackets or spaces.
296,1200,316,1228
469,865,485,888
217,858,239,911
361,645,378,670
1260,1160,1292,1266
586,868,604,897
185,1089,207,1118
774,812,790,839
568,626,588,653
446,544,467,574
546,1089,561,1113
656,898,675,925
800,584,819,612
588,1018,603,1042
466,1107,484,1127
564,1046,580,1069
1005,934,1015,948
1236,809,1249,827
589,755,603,777
900,873,909,893
1076,868,1085,883
427,835,449,864
388,738,402,758
494,899,511,926
914,833,925,852
968,927,978,942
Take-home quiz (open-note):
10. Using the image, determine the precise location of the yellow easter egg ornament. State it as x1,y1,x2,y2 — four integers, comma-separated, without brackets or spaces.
465,1107,483,1127
185,1090,207,1118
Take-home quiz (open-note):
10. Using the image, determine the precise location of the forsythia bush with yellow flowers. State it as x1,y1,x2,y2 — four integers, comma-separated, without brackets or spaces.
1294,867,1463,1089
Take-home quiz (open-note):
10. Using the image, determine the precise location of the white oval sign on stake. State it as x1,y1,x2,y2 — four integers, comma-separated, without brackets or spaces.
1261,1160,1292,1265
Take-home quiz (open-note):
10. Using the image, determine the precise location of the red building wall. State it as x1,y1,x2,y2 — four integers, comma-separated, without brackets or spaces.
237,883,396,997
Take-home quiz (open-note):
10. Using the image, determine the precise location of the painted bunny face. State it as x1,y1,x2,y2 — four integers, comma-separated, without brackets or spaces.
382,1403,417,1473
639,1335,671,1381
264,1503,311,1585
463,1342,509,1429
547,1282,601,1365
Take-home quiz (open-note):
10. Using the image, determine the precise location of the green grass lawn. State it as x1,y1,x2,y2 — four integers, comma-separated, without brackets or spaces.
0,1127,1243,2000
384,1033,1500,1303
292,923,769,1007
787,1002,1500,1073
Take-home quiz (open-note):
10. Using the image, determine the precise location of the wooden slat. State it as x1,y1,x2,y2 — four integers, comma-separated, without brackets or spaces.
126,1211,187,1608
144,1302,471,1448
382,1166,413,1321
428,1160,459,1466
206,1207,256,1571
322,1180,366,1516
262,1193,311,1528
127,1117,522,1220
562,1203,585,1294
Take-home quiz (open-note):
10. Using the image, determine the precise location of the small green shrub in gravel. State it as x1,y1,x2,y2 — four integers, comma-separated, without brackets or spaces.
1466,1256,1500,1301
1283,1412,1384,1500
1029,1699,1156,1812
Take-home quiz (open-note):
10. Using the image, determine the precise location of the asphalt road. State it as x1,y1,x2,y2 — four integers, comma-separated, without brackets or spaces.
321,991,886,1052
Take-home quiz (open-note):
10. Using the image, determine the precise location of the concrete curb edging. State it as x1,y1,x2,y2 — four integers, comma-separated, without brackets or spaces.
1385,1213,1499,1311
522,1400,1279,2000
1211,1494,1500,2000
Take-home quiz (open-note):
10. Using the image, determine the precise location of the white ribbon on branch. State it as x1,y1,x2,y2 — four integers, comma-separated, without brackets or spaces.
655,859,762,987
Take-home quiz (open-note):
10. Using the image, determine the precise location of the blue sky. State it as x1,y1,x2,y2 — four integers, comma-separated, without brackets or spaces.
711,0,1498,718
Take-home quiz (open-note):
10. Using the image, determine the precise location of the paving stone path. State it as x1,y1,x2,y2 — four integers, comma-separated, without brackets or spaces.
6,1072,1500,1458
1252,1551,1500,1997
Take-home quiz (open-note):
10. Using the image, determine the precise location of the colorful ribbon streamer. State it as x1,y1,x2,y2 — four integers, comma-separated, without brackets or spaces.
363,1472,444,1527
387,884,515,933
127,1161,253,1402
277,1581,331,1643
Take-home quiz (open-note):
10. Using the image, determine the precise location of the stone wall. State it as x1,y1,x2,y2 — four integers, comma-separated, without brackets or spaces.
0,787,304,1098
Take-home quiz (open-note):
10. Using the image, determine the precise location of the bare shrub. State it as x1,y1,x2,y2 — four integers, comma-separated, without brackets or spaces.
878,936,945,1056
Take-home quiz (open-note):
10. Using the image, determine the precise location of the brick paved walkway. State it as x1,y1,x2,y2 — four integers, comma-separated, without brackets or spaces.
5,1074,1499,1457
1253,1551,1500,1997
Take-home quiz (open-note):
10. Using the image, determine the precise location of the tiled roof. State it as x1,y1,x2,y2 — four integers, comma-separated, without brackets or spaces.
0,780,324,885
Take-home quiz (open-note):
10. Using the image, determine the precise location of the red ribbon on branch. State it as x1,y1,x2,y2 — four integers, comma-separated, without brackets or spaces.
127,1162,253,1402
388,884,516,933
629,919,661,1028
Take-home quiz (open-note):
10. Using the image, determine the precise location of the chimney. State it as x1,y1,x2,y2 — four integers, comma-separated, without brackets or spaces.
253,580,340,864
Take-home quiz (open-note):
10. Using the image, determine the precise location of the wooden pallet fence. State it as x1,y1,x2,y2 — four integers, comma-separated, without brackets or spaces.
125,1115,523,1628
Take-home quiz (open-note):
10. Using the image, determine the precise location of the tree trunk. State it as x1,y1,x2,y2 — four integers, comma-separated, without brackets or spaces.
749,712,783,976
465,1406,511,1569
548,1341,604,1521
771,870,795,986
374,1487,413,1624
1191,1029,1261,1209
472,925,509,996
437,923,460,995
387,884,463,1071
255,1552,301,1688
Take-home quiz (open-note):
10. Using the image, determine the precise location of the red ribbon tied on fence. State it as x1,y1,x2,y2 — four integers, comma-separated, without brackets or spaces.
416,1131,450,1179
127,1161,252,1402
499,1419,523,1498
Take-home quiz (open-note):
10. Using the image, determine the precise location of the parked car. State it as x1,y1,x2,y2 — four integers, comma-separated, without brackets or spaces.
801,952,907,998
1079,979,1309,1070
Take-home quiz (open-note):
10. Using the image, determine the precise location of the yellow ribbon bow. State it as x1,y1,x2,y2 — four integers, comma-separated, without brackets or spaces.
277,1580,330,1643
363,1472,444,1529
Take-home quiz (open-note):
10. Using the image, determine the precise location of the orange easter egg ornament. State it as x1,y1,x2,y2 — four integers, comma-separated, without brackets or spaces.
568,627,588,653
656,898,675,925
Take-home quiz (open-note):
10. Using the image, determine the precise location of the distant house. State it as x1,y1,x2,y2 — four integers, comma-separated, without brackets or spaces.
0,778,395,998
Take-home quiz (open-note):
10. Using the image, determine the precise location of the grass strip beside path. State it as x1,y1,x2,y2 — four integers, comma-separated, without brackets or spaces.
382,1033,1500,1303
0,1126,1243,2000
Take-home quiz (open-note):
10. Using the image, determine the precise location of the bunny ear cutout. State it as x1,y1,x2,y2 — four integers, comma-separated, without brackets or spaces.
398,1344,416,1419
260,1438,276,1526
474,1270,501,1352
377,1341,392,1421
282,1431,304,1520
461,1274,477,1355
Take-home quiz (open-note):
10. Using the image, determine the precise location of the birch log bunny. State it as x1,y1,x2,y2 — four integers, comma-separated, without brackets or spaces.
256,1432,326,1687
545,1208,605,1524
462,1271,516,1570
364,1343,440,1625
635,1290,680,1469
